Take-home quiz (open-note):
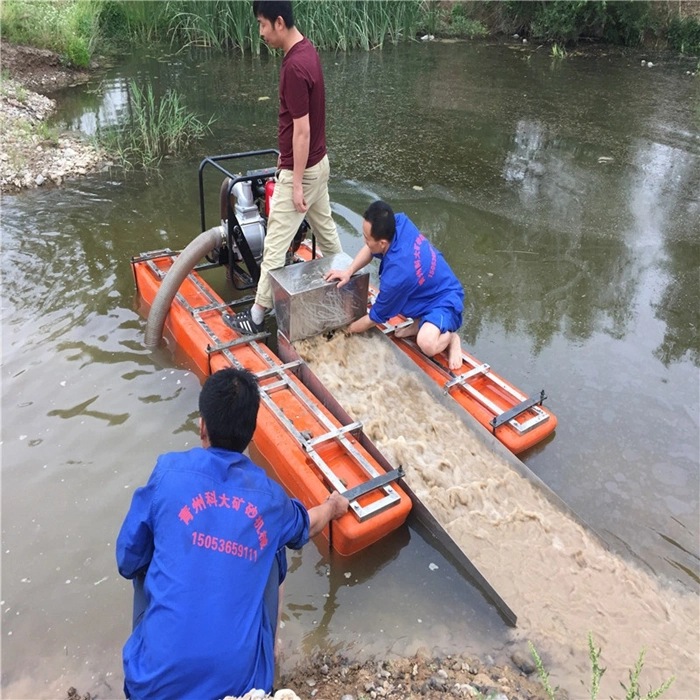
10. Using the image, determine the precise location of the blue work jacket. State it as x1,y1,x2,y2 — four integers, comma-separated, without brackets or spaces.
116,447,309,700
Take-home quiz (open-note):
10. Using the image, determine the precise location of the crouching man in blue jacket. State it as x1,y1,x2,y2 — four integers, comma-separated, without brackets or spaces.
326,200,465,370
116,367,349,699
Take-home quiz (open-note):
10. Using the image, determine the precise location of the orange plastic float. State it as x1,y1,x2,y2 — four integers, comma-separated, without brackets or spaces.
131,250,412,556
378,312,557,454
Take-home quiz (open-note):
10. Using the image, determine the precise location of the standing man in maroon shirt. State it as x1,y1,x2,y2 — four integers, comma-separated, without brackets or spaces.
226,0,344,335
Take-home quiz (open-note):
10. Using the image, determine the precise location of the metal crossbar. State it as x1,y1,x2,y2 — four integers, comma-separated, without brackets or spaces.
490,391,547,433
207,333,270,353
252,362,401,521
305,422,363,448
443,363,490,390
341,467,405,501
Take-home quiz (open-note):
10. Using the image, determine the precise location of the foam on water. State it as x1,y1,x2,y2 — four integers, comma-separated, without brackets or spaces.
296,332,700,699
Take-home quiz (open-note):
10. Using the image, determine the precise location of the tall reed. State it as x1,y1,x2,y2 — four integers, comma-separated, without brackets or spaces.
100,0,174,45
98,80,214,170
294,0,423,51
97,0,424,54
4,0,696,59
167,0,260,53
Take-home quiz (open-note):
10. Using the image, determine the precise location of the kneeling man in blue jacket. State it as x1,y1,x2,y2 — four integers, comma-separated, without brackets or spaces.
116,367,349,699
326,200,465,370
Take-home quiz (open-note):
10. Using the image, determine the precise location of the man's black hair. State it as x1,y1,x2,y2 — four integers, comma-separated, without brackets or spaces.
199,368,260,453
252,0,295,28
364,200,396,242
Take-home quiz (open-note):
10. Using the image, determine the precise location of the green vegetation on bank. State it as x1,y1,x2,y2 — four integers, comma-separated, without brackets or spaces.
499,0,700,49
529,634,675,700
98,0,428,53
95,80,214,170
0,0,99,67
1,0,699,68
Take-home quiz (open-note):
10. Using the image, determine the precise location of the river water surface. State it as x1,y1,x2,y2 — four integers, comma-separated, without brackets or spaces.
2,41,698,698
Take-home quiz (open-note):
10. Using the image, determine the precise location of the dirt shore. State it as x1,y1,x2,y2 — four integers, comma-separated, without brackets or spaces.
0,43,108,193
67,649,554,700
272,650,554,700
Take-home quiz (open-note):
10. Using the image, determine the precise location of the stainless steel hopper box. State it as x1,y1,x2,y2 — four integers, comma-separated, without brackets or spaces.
268,253,369,342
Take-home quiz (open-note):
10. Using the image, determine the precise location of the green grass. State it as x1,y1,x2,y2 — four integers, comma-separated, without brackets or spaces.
274,0,425,52
1,1,694,67
529,641,559,699
435,2,488,39
156,1,258,53
0,0,100,67
0,69,28,102
666,15,700,55
97,79,214,170
529,633,675,700
35,121,60,147
551,43,568,59
97,0,425,54
97,0,173,46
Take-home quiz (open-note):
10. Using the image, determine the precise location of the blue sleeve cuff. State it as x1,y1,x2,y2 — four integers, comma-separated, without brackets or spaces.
369,305,384,325
285,498,311,550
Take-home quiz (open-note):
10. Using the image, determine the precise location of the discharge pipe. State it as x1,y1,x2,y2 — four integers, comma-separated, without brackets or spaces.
144,225,225,348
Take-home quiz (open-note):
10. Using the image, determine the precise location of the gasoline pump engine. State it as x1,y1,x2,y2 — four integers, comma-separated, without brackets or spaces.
201,150,309,290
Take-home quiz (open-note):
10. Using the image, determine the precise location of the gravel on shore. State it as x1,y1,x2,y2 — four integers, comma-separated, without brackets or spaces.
1,44,109,193
68,649,555,700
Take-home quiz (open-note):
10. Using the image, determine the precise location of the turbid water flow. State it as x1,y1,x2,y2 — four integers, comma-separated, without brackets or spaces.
295,332,699,700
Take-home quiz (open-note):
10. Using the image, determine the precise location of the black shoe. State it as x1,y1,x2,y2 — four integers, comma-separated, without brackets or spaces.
223,308,264,335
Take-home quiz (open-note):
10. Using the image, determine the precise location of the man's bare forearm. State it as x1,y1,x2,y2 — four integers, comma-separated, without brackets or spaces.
347,313,377,334
292,117,310,188
324,245,373,288
347,245,373,276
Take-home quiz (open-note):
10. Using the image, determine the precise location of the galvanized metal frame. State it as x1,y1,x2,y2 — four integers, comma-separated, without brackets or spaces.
142,253,402,522
381,323,549,435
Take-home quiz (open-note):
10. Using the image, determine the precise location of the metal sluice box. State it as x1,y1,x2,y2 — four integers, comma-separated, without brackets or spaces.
268,253,369,342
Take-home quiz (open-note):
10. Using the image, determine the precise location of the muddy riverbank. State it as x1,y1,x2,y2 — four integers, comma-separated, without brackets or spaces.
67,650,553,700
0,43,108,192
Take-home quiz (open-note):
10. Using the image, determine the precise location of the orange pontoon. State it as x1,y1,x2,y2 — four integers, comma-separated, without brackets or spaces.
378,312,556,454
131,149,554,558
131,250,412,556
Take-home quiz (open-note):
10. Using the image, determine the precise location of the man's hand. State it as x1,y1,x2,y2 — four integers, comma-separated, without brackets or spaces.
324,268,352,288
308,491,350,537
325,491,350,519
347,314,376,335
293,183,308,213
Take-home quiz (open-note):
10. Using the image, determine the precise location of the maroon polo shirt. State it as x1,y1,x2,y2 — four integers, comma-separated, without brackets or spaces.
278,37,327,170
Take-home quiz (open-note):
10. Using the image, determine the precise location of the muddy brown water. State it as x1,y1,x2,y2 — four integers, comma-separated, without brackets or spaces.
1,42,698,698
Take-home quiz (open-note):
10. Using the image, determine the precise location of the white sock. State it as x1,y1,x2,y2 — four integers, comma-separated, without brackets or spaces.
251,304,265,325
